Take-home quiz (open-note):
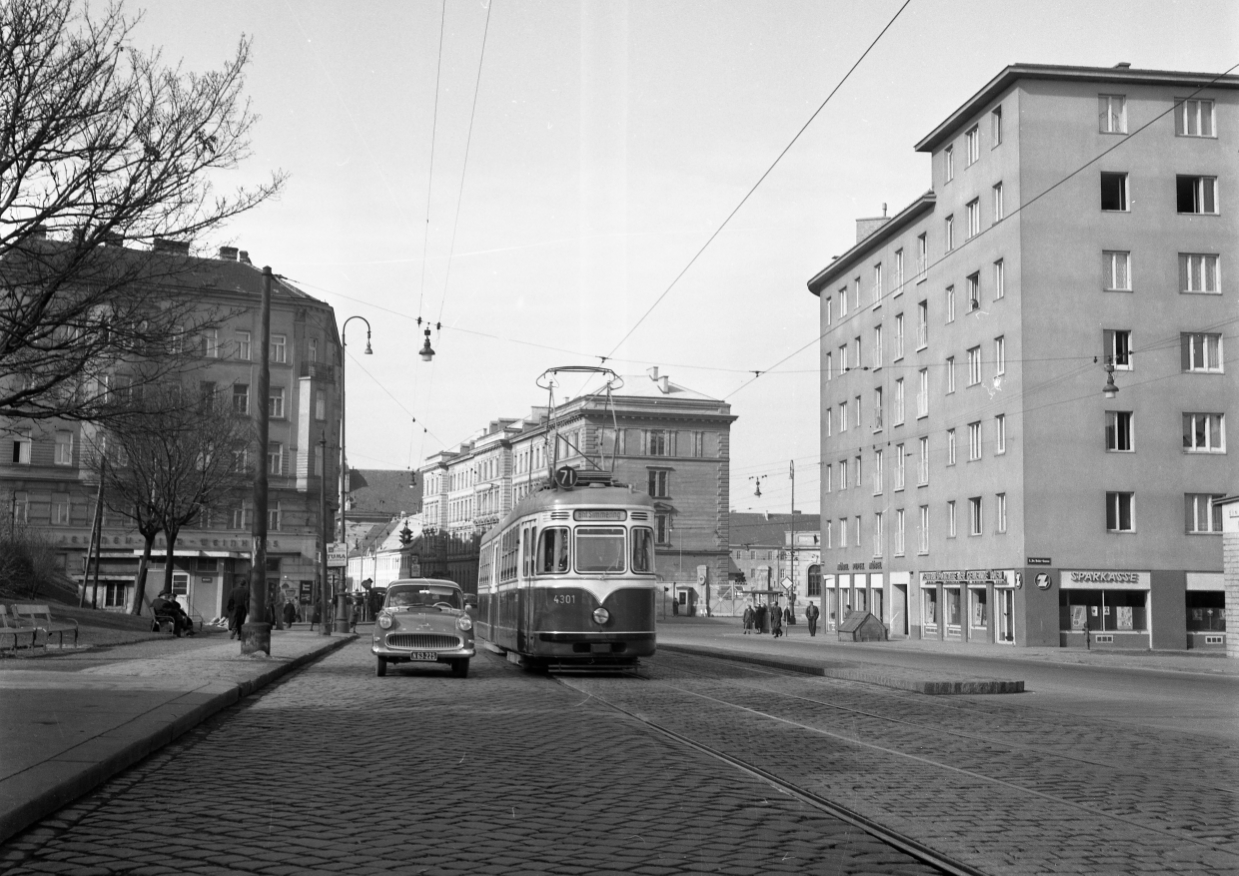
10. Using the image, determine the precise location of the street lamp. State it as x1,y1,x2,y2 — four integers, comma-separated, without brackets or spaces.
339,316,372,633
1102,356,1119,399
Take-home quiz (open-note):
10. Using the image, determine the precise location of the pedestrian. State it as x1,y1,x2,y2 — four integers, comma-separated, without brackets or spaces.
771,603,783,638
755,603,767,634
742,604,753,634
227,579,250,640
784,606,793,627
152,591,194,637
805,601,820,637
282,600,297,629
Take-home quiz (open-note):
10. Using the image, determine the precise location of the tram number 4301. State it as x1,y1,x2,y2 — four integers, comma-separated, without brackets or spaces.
552,594,576,604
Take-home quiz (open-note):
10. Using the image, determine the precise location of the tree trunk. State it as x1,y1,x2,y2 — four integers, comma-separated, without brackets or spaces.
163,527,180,595
131,532,158,615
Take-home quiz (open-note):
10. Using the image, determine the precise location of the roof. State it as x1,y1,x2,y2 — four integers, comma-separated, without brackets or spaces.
730,512,822,548
806,191,936,295
348,469,422,521
915,63,1239,153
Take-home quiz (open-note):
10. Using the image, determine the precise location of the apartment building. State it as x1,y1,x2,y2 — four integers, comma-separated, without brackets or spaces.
808,64,1238,650
419,369,737,601
1,244,341,620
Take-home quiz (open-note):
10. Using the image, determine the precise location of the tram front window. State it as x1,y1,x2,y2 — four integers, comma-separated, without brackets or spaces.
576,527,626,573
631,527,654,573
537,528,570,573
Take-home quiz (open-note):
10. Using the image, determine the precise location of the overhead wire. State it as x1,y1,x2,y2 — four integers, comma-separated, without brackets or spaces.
415,0,449,323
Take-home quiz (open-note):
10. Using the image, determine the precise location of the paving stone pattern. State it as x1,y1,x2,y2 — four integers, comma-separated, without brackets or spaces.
559,652,1239,876
0,642,945,876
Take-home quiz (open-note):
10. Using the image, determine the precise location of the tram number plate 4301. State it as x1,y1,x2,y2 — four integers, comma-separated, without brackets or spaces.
409,652,438,661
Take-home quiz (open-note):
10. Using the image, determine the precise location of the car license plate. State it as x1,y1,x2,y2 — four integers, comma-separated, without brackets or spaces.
409,652,438,661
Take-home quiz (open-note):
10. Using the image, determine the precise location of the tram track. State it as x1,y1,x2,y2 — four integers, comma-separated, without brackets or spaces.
550,650,1239,876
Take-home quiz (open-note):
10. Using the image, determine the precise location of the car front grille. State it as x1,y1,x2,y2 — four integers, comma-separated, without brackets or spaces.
387,633,460,650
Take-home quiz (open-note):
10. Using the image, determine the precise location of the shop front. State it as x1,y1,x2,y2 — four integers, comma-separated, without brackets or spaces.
918,569,1015,644
1058,570,1150,649
1185,572,1226,652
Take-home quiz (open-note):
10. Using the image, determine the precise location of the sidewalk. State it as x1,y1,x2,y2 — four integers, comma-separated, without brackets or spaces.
0,629,353,844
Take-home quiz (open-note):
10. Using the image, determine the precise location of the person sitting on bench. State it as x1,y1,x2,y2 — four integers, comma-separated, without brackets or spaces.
152,591,195,637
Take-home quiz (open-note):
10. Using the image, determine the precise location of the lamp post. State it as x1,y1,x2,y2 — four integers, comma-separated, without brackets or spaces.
242,267,273,655
338,316,372,633
318,433,331,637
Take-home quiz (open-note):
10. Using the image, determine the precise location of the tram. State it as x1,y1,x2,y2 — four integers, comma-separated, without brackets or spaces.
476,366,657,669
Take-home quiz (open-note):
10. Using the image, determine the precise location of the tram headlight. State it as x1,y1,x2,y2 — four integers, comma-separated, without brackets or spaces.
456,614,473,632
592,607,610,625
378,613,393,630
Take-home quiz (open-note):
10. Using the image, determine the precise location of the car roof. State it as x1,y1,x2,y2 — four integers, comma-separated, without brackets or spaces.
386,578,461,590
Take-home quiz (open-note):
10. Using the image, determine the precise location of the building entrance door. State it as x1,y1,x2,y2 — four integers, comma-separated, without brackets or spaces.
892,584,907,637
997,589,1014,643
871,589,883,626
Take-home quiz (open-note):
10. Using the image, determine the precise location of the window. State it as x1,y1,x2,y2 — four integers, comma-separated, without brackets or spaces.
270,334,287,363
996,493,1007,533
314,443,323,477
1099,94,1126,133
966,273,980,311
894,314,905,359
202,330,219,358
269,386,285,419
839,400,848,432
232,503,251,530
854,278,861,311
966,125,980,165
840,459,848,490
947,500,957,537
855,396,862,429
840,344,849,373
11,429,31,464
840,285,849,316
1104,251,1131,291
1106,411,1133,451
1186,494,1225,533
873,262,883,304
991,105,1002,145
1104,329,1132,370
854,337,862,368
945,215,954,250
647,430,669,456
969,497,983,535
1100,172,1128,211
1175,98,1214,137
947,428,957,465
825,352,832,382
966,198,980,238
854,515,862,547
874,386,884,431
873,449,883,494
839,517,848,548
917,368,928,417
968,421,982,460
946,357,956,393
894,509,905,556
992,182,1004,222
267,442,283,475
825,464,832,493
232,384,250,415
944,145,954,182
825,296,832,325
918,436,929,485
855,454,862,487
54,430,73,466
894,249,904,294
268,503,281,532
967,346,981,385
1176,176,1218,214
993,259,1004,300
52,494,70,525
1182,332,1223,372
873,324,883,368
1106,491,1134,532
917,233,928,279
946,285,956,323
995,414,1006,453
647,470,669,498
917,300,928,348
994,336,1006,375
1183,413,1225,452
315,388,326,421
894,379,905,425
894,443,905,490
873,512,884,556
308,337,319,363
235,331,251,360
1179,254,1219,294
918,505,929,554
231,447,248,473
826,407,832,437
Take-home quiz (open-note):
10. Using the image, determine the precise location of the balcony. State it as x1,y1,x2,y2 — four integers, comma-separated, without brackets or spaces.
299,361,335,381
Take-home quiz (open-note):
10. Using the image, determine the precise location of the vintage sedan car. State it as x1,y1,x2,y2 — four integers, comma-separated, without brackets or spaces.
372,579,475,677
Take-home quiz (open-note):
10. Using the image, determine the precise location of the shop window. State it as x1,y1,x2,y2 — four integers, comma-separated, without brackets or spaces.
945,587,962,630
970,588,988,628
1186,592,1225,631
922,587,938,629
1060,589,1147,632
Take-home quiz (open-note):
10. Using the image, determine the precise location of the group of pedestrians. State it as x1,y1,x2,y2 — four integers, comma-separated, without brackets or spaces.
741,601,823,637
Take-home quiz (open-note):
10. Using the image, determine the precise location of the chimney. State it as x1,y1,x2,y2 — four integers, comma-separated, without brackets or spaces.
218,246,238,261
658,375,670,394
648,365,659,381
1114,61,1131,69
238,250,252,264
152,238,190,255
102,231,124,246
855,209,892,243
30,225,49,239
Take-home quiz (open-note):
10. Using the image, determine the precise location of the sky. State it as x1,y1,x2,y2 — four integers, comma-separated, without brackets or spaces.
128,0,1239,516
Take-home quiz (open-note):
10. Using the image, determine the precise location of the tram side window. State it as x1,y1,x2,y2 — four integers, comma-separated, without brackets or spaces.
538,528,570,573
631,527,654,573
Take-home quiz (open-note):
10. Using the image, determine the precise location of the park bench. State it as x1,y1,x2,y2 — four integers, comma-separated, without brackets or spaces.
143,596,202,635
0,605,39,655
10,603,79,650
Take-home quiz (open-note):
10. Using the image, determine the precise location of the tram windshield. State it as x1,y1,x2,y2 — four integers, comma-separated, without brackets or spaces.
537,528,570,573
631,527,654,573
576,527,625,573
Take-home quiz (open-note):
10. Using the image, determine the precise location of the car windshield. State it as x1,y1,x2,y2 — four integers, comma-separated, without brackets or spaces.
576,527,625,573
387,587,461,610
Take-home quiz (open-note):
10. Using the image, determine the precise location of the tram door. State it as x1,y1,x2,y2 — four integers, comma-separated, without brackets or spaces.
519,526,536,651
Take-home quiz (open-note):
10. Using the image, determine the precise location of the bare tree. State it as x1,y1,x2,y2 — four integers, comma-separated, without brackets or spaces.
0,0,284,424
87,385,253,614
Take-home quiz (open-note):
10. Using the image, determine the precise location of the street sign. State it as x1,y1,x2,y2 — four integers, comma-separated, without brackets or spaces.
327,543,347,568
408,563,422,577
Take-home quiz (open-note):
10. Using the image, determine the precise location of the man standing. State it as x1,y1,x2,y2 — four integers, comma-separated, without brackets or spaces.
227,579,250,640
805,601,820,637
742,604,753,634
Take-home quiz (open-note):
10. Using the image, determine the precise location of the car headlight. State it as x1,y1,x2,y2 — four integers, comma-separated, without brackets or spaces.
456,614,473,632
378,613,393,630
592,607,610,625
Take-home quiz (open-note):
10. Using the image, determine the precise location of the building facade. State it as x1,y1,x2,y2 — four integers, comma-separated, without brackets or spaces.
808,64,1237,650
1,245,341,620
419,369,736,605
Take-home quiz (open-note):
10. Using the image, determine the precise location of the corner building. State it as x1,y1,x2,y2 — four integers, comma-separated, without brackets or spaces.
808,64,1237,650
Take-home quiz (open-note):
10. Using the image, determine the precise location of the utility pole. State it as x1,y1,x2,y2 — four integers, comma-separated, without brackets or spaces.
242,267,273,655
80,461,105,608
319,433,331,637
789,460,796,612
